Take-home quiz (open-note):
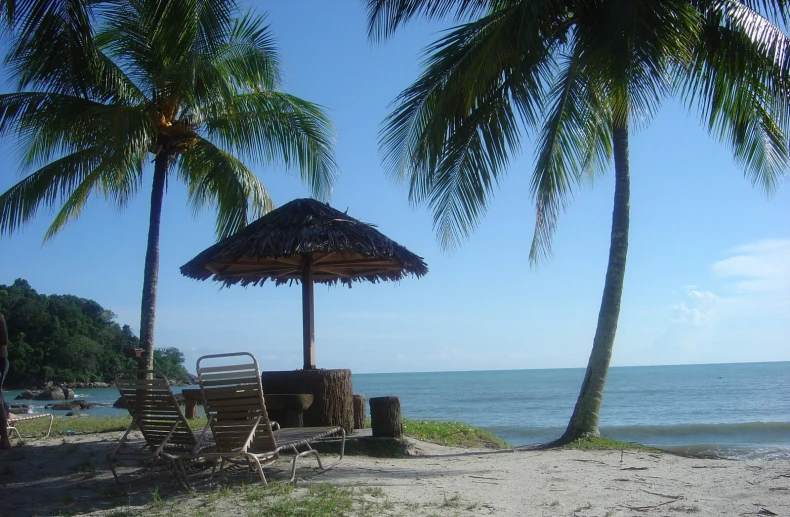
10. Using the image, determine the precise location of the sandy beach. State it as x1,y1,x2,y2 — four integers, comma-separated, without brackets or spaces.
1,431,788,517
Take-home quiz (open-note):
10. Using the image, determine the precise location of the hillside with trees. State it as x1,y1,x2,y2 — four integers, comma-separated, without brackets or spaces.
0,279,190,388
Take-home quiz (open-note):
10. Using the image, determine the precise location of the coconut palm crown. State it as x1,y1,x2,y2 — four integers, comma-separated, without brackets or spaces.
0,0,338,370
366,0,789,442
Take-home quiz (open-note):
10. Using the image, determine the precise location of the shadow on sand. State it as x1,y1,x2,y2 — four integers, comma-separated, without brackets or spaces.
1,433,481,517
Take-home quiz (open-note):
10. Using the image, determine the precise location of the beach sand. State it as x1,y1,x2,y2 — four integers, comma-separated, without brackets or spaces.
1,432,788,516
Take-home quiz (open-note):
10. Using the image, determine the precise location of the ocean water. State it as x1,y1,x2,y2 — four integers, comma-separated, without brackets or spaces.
5,362,789,460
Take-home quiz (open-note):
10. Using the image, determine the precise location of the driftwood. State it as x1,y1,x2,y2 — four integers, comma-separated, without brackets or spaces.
622,498,683,511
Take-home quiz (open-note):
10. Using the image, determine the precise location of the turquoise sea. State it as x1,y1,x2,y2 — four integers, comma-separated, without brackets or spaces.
6,361,789,460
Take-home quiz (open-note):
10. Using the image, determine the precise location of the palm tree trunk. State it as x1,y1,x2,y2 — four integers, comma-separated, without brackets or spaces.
138,154,169,371
558,123,631,443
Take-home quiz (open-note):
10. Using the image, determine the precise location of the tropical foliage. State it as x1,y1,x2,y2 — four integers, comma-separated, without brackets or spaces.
0,278,190,387
366,0,789,441
0,0,337,370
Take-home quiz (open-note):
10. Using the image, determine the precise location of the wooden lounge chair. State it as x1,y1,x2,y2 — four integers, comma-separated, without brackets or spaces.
108,369,208,486
7,412,54,440
195,352,345,486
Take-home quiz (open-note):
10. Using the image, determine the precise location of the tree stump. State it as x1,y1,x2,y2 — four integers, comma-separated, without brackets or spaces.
260,369,353,433
369,396,402,438
353,394,366,429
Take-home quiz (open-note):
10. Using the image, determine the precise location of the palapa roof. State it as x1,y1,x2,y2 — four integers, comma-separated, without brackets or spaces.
180,198,428,287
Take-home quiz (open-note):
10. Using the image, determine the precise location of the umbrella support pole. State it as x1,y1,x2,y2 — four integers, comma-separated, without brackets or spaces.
301,254,316,370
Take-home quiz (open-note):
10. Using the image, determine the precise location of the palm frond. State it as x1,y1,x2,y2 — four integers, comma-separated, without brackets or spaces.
214,11,280,91
43,147,145,240
716,0,790,65
0,0,337,246
204,91,337,201
0,92,155,175
365,0,500,41
177,137,273,239
0,144,143,238
379,3,558,249
162,11,281,115
572,0,699,127
427,91,522,250
529,52,613,263
191,0,234,56
677,3,790,193
730,0,790,25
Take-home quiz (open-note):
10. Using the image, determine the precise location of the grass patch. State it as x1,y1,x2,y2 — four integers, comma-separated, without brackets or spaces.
10,415,210,438
358,486,385,498
248,484,355,517
76,458,99,479
403,419,510,449
439,493,463,509
189,482,408,517
562,436,659,452
17,412,510,452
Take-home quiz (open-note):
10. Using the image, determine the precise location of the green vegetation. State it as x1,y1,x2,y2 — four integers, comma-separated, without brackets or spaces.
12,415,211,440
403,419,510,449
17,414,510,452
143,482,393,517
13,416,129,438
365,0,790,442
0,0,337,372
0,279,190,387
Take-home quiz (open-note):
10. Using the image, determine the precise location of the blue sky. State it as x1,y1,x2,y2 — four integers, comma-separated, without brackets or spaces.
1,1,788,374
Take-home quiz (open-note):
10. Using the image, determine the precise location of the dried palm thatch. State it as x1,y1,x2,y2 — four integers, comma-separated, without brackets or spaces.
180,198,428,286
180,198,428,369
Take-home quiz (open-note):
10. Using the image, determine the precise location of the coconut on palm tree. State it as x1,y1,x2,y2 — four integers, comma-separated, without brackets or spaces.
0,0,337,370
365,0,789,442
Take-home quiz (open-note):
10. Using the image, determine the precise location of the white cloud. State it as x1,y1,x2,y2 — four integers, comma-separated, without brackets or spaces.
649,238,790,364
712,239,790,313
670,287,719,325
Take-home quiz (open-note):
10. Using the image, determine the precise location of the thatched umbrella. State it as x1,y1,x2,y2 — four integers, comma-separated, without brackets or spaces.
180,198,428,370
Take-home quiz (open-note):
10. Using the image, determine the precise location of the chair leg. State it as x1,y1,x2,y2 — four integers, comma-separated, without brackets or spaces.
246,454,268,487
287,429,346,482
209,457,226,483
175,458,193,490
148,456,161,475
107,454,123,484
289,449,321,482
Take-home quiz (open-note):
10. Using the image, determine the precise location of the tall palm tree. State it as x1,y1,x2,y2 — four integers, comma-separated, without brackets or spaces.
366,0,789,442
0,0,337,371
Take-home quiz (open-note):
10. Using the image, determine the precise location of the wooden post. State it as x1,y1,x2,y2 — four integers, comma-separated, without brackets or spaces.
369,396,402,438
353,394,366,429
184,399,197,419
301,254,316,370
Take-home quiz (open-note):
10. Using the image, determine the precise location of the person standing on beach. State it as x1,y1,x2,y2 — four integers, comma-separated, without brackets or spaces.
0,313,10,449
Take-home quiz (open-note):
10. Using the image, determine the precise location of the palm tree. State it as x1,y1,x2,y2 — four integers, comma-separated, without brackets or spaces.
0,0,337,371
366,0,789,442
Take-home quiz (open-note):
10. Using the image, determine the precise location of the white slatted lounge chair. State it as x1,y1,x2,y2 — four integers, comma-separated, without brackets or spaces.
108,370,208,487
7,412,54,440
196,352,345,486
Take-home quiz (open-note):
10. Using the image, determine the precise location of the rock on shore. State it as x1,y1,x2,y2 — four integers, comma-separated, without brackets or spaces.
14,387,77,401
